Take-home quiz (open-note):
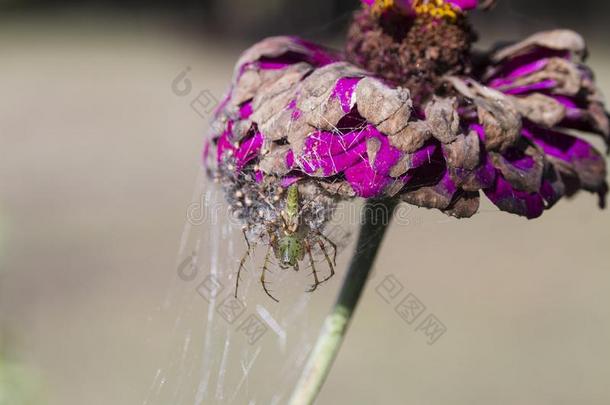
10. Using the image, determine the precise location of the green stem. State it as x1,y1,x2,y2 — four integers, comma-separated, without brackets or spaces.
288,198,399,405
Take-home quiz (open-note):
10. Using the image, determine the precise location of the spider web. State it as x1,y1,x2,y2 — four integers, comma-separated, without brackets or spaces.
142,167,358,405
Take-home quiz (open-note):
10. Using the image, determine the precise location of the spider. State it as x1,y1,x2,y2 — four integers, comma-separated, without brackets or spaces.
234,184,338,302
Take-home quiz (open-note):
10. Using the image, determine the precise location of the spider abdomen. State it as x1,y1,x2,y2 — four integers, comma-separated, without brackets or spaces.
276,234,305,268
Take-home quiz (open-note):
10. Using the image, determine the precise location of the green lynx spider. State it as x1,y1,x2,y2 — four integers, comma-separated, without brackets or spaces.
235,184,338,302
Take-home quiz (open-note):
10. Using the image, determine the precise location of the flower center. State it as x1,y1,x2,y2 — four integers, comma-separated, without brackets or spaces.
346,2,476,102
369,0,461,21
413,0,459,21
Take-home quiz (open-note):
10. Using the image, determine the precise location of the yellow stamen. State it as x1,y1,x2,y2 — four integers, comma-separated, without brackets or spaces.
413,0,458,21
371,0,395,16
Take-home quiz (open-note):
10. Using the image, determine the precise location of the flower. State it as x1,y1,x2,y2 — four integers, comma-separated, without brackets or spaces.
208,1,608,220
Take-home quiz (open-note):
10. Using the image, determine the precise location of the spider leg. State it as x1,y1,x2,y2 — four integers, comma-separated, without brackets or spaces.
317,240,335,284
316,231,338,266
234,247,251,299
242,228,251,251
261,245,279,303
234,230,253,299
305,242,321,293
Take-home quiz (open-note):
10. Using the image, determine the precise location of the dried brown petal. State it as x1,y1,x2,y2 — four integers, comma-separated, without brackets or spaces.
232,119,254,141
442,191,480,218
491,30,586,63
477,106,521,151
251,63,312,125
298,63,365,113
366,137,382,168
551,151,607,192
401,182,454,210
233,36,325,80
231,69,264,107
509,93,566,128
425,97,460,144
585,102,610,138
384,179,407,197
261,103,310,145
258,145,293,176
388,121,432,153
542,163,566,208
580,65,606,103
253,62,368,153
442,130,480,170
389,154,413,178
318,180,356,198
458,168,494,192
447,77,522,151
355,77,412,134
489,142,545,193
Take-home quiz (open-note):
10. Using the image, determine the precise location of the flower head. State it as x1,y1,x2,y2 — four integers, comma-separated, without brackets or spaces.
208,3,608,220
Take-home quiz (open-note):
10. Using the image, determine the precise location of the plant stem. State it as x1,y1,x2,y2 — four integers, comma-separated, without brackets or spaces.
288,198,399,405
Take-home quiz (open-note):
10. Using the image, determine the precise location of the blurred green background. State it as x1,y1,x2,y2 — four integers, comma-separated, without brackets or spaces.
1,0,609,404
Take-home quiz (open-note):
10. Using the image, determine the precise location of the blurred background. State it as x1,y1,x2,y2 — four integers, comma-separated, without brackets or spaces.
1,0,609,404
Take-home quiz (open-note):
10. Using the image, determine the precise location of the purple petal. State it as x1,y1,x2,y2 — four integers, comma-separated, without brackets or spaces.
522,126,600,165
484,174,545,219
522,126,607,191
345,160,389,198
488,58,550,86
332,77,362,113
448,0,478,10
553,95,609,137
298,125,403,197
489,143,544,193
487,49,569,82
234,132,263,169
216,123,234,164
450,151,497,191
500,79,557,95
281,175,301,188
286,99,302,121
345,130,402,198
239,102,253,119
291,37,339,67
470,154,497,190
285,149,295,169
299,129,368,176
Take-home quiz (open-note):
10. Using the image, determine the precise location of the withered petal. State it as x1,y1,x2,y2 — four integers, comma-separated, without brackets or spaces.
447,77,522,151
490,30,586,63
442,190,481,218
